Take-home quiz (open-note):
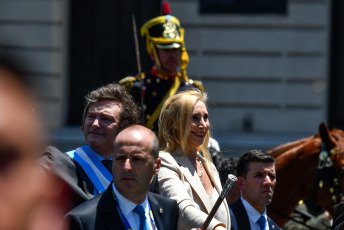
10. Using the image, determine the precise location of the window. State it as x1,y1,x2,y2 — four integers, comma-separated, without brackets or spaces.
200,0,287,14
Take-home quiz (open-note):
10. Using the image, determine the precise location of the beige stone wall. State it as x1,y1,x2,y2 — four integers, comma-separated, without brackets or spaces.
0,0,331,151
0,0,68,129
170,0,330,134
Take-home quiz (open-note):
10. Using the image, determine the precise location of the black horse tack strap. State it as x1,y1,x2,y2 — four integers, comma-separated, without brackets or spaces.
267,205,323,230
312,143,344,206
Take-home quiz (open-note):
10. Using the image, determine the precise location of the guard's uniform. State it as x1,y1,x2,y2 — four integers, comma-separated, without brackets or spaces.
120,2,221,168
119,6,205,133
120,67,204,132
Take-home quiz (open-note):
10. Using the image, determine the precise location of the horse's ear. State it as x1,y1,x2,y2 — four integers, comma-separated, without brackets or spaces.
319,122,328,133
319,122,336,149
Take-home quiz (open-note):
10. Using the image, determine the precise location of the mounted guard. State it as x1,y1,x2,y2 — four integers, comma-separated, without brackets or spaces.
119,1,204,132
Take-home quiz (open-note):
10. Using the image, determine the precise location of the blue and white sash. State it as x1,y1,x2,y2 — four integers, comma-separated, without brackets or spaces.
66,145,112,195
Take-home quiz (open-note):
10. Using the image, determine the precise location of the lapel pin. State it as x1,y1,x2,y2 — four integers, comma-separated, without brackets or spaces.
272,225,275,229
159,208,163,214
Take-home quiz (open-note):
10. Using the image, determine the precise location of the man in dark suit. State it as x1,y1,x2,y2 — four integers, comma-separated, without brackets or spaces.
64,125,179,230
35,83,141,211
332,202,344,230
229,150,280,230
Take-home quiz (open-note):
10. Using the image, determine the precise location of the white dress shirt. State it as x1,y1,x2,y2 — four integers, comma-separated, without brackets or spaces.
112,183,155,230
241,197,269,230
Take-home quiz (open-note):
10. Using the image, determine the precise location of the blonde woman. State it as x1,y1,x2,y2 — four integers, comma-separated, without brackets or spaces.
158,90,230,230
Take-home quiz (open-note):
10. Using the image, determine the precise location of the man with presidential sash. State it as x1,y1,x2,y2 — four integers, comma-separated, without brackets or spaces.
36,83,141,211
64,125,179,230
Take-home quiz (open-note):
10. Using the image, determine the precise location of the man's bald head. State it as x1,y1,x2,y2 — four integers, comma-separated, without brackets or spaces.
114,125,159,160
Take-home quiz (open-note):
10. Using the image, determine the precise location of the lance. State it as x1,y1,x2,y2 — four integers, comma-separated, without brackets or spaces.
201,174,238,230
132,14,144,123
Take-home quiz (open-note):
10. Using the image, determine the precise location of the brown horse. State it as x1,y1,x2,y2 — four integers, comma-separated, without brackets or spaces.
267,122,344,226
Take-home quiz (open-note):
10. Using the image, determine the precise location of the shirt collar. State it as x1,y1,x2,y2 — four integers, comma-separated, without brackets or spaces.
112,183,149,216
241,197,267,223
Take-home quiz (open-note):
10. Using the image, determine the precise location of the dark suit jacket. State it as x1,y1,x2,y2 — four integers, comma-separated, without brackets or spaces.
332,202,344,230
229,199,280,230
36,146,160,212
64,185,179,230
35,146,96,210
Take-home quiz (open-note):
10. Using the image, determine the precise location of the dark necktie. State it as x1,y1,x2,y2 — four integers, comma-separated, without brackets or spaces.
257,215,267,230
133,205,150,230
101,159,112,173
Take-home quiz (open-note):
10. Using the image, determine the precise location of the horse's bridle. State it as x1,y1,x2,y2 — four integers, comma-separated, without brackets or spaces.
312,144,344,206
268,143,343,229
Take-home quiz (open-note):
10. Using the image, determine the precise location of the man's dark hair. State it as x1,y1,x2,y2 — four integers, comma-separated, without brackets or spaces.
218,157,239,185
237,149,276,178
82,83,141,131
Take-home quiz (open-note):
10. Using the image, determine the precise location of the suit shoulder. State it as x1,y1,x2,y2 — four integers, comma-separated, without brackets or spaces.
41,146,66,159
119,73,147,90
64,195,102,230
67,193,102,217
159,152,174,161
36,146,73,170
229,199,247,219
229,198,242,209
149,192,178,215
159,152,179,169
150,192,177,205
119,76,137,90
268,217,281,230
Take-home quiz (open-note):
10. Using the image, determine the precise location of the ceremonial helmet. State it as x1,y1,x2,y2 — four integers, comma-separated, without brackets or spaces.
140,2,189,80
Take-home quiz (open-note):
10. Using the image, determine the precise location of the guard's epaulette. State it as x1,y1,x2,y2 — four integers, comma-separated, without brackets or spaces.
119,76,136,89
191,80,205,93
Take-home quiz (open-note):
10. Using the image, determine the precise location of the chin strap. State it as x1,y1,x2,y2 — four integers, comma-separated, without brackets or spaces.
180,46,189,81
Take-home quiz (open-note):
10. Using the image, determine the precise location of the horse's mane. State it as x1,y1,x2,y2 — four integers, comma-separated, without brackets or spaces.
267,126,344,171
267,134,322,170
330,129,344,150
267,135,318,158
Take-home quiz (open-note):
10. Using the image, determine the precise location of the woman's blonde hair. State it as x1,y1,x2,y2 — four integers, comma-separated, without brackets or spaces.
158,89,212,162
